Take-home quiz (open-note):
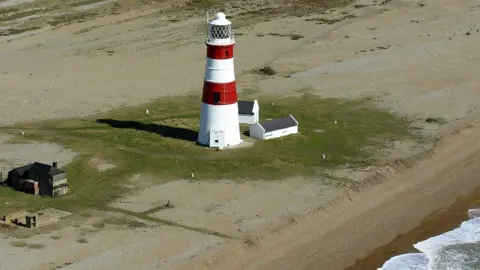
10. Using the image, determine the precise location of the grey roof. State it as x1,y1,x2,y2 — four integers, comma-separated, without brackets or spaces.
238,100,255,115
13,164,32,175
30,162,65,176
12,162,64,176
260,115,298,132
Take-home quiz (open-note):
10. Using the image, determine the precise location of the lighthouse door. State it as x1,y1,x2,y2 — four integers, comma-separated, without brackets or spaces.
209,130,226,149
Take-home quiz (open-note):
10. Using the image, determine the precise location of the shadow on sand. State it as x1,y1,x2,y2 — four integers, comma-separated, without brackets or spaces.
96,119,198,142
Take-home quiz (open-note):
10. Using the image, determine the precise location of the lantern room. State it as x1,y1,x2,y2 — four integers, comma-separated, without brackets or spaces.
206,12,234,46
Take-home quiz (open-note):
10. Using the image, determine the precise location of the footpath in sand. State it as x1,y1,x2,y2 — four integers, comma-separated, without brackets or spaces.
0,0,480,269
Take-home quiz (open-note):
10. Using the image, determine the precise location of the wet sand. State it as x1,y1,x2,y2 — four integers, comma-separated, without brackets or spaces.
347,187,480,270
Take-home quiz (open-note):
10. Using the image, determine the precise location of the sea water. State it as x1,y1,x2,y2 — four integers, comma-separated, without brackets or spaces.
378,208,480,270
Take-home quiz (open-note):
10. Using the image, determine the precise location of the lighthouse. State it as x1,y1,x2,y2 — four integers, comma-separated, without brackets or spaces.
197,12,242,148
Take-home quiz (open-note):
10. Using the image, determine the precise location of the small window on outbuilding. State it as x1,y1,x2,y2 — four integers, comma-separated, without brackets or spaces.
213,92,221,104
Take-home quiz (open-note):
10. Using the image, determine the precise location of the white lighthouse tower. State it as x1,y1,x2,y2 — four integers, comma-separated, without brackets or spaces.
197,12,242,148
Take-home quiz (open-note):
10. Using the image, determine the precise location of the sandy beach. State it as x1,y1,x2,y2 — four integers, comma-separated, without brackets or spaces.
1,0,480,269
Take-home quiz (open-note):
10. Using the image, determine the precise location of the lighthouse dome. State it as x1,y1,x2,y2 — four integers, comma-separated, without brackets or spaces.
211,12,230,25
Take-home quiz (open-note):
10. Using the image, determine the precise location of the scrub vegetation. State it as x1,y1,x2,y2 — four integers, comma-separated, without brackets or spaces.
0,93,412,215
0,0,355,36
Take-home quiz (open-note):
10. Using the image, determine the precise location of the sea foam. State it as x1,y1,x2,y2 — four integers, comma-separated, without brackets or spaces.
378,208,480,270
379,253,429,269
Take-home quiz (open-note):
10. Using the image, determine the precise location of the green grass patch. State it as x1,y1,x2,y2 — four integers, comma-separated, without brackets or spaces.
0,26,41,36
68,0,107,7
186,0,222,7
0,9,39,23
103,217,148,228
230,0,355,28
256,32,304,41
92,222,106,228
48,12,97,27
305,13,356,25
10,241,27,248
76,238,88,244
27,243,46,249
0,8,19,16
0,93,411,214
92,216,148,229
241,88,261,96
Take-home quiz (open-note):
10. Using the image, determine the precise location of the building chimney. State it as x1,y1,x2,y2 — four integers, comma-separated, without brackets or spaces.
52,162,57,168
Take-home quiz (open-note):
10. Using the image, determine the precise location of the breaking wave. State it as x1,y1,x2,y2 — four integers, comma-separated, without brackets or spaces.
378,208,480,270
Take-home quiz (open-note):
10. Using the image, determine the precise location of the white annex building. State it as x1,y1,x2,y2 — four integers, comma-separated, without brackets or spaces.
238,100,259,124
249,114,299,140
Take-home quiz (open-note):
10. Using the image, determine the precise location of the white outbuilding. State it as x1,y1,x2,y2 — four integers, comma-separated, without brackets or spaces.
238,100,259,124
249,114,299,140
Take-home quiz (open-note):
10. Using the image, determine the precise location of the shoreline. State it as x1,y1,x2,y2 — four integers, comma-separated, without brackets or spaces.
346,186,480,270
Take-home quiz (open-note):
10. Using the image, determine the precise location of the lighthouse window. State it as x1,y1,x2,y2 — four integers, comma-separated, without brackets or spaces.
213,92,221,104
225,50,229,57
211,25,230,39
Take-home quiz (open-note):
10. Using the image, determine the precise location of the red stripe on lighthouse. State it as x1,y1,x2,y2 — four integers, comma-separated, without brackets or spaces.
202,81,237,105
206,44,234,59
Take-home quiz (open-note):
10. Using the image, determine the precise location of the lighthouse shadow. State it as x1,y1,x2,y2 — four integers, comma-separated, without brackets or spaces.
96,119,198,142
